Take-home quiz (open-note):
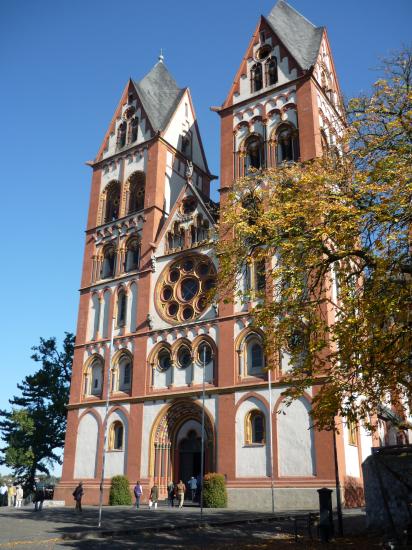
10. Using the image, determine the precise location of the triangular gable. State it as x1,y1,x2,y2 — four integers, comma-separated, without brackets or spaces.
155,182,217,248
95,79,155,162
221,16,303,109
163,88,211,175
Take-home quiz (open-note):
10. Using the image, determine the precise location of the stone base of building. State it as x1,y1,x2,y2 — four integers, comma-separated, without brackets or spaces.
227,487,337,511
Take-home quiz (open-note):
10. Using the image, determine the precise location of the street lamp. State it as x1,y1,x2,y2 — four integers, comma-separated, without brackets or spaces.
98,313,116,529
199,342,209,523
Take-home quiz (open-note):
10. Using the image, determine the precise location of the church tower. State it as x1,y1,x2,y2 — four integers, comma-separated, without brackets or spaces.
56,2,371,509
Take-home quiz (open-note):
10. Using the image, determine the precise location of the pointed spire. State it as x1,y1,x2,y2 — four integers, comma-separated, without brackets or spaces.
158,48,164,63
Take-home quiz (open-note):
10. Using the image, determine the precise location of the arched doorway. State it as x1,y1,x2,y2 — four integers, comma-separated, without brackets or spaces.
150,399,214,498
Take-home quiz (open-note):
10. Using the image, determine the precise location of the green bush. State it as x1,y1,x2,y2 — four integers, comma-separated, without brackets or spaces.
202,473,227,508
109,475,132,505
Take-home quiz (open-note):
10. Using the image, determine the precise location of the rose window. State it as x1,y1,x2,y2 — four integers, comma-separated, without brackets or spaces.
156,254,216,323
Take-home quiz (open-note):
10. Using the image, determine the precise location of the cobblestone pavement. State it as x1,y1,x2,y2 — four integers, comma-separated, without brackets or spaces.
0,505,369,549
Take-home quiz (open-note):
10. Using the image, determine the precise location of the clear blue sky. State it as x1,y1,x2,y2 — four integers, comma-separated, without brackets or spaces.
0,0,411,474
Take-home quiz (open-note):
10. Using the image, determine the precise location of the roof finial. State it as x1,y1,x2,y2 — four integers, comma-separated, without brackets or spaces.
158,48,164,63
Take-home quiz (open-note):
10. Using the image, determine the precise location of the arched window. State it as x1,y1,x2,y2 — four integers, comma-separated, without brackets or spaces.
117,289,127,327
197,341,213,365
276,124,300,163
265,57,278,86
245,258,266,293
101,245,116,279
176,345,192,369
167,222,184,251
88,359,103,397
245,334,265,375
244,135,264,172
191,215,210,245
124,238,140,272
109,421,124,450
245,410,266,444
250,63,263,93
101,244,116,279
130,117,138,143
128,172,145,213
117,121,127,148
157,348,172,372
104,181,121,222
118,355,132,391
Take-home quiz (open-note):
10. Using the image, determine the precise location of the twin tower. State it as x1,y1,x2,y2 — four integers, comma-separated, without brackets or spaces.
55,2,365,510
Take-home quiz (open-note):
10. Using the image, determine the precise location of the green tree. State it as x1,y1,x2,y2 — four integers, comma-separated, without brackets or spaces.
0,333,74,488
215,48,412,431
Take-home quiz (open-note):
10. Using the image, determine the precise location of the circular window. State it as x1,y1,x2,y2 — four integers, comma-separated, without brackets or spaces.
169,269,180,283
162,286,173,301
183,259,194,272
256,45,272,60
197,263,210,277
180,278,199,302
167,302,179,317
177,346,192,368
182,306,194,320
158,349,171,371
198,342,212,365
156,254,216,323
181,196,197,215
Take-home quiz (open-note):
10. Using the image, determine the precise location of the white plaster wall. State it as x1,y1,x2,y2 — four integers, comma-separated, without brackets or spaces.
277,397,316,477
127,282,137,333
105,409,128,478
88,294,100,341
141,401,167,477
236,397,270,477
343,422,360,478
163,90,206,171
359,424,373,464
74,413,99,479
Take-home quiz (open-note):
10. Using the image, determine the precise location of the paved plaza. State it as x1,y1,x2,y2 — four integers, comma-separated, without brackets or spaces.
0,504,373,549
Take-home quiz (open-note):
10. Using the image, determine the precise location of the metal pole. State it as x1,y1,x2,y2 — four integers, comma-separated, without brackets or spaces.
98,314,116,528
200,345,206,523
332,426,344,536
268,369,275,514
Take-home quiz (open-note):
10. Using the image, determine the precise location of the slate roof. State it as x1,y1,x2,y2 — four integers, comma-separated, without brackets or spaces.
133,61,186,131
265,0,324,70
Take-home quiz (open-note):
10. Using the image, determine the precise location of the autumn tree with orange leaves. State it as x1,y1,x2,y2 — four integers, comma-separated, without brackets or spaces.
215,48,412,431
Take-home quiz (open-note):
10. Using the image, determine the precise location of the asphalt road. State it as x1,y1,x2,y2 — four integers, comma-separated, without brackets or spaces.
0,505,368,549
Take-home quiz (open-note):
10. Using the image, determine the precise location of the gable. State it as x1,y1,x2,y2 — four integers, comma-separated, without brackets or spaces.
156,184,217,257
222,17,303,109
96,80,155,162
163,89,209,173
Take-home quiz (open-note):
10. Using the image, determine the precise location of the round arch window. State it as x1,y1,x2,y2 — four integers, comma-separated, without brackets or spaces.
198,341,212,365
177,346,192,368
158,349,172,371
156,254,216,323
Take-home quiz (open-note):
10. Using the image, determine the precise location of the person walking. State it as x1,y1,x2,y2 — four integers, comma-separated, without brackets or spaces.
188,476,197,502
7,485,15,507
0,483,7,506
72,482,84,513
15,485,23,508
167,481,175,508
33,483,45,511
149,484,158,510
176,480,186,508
133,481,143,509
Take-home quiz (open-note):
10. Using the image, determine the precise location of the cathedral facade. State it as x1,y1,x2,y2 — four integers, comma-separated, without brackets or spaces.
55,1,376,509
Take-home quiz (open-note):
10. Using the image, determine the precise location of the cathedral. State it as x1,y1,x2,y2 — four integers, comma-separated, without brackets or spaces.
55,1,376,509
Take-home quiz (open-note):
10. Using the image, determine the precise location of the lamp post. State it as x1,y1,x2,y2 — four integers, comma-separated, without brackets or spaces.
98,313,116,529
268,368,275,513
199,343,207,523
